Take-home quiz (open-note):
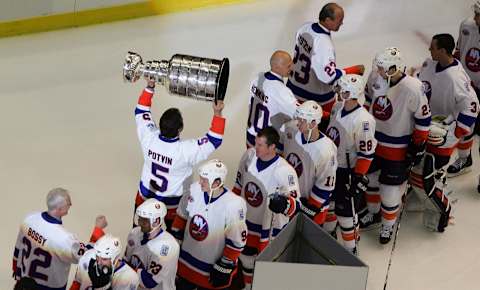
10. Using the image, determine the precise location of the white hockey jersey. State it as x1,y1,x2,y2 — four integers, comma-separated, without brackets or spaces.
456,17,480,88
173,183,247,289
125,227,180,290
13,212,85,290
326,103,377,174
365,72,431,161
135,88,225,218
287,22,344,105
280,122,338,211
246,71,298,147
417,58,479,154
232,150,300,252
71,249,139,290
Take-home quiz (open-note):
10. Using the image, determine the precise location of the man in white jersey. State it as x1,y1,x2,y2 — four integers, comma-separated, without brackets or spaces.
133,79,226,229
125,199,179,290
414,34,478,231
171,159,247,290
12,188,107,290
70,235,139,290
232,127,300,289
281,101,337,227
287,2,364,118
325,74,376,254
246,50,299,148
362,47,431,244
447,1,480,176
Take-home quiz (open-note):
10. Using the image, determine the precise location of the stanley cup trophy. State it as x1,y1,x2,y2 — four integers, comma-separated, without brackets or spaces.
123,51,229,102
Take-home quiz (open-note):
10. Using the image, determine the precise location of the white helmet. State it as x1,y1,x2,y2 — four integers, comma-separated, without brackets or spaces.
374,47,406,77
295,101,323,125
94,234,122,263
474,1,480,13
334,74,365,105
135,198,167,229
198,159,227,191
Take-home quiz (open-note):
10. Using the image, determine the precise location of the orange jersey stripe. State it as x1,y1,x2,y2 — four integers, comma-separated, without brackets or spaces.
138,89,153,107
210,115,226,135
426,144,455,157
355,158,372,175
376,144,407,161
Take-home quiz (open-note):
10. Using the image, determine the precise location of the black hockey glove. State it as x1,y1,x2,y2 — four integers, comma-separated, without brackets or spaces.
268,193,289,214
347,174,369,197
406,141,426,167
88,259,113,290
209,256,236,288
298,197,321,219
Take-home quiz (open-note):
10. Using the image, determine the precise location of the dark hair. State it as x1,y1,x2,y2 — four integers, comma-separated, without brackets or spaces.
14,277,38,290
159,108,183,138
432,33,455,55
319,3,339,22
257,127,280,147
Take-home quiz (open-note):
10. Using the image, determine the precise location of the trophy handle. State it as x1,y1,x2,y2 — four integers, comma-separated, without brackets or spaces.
215,58,229,103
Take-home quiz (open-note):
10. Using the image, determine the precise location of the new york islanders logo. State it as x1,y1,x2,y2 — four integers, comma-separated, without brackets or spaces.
286,153,303,177
422,81,432,101
129,254,145,269
326,126,340,147
372,96,393,121
189,214,209,241
465,47,480,72
245,182,263,207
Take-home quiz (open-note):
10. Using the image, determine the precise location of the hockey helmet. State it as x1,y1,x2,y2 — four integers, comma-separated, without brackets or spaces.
334,74,365,105
294,101,323,125
135,198,167,229
374,47,406,77
94,234,122,263
198,159,228,191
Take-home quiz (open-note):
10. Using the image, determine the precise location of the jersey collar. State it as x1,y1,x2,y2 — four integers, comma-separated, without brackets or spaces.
264,71,284,83
114,260,125,273
41,212,62,225
312,23,330,35
341,104,361,117
389,73,406,88
159,136,179,143
141,228,163,245
203,187,228,204
435,59,459,73
300,131,324,144
256,154,279,172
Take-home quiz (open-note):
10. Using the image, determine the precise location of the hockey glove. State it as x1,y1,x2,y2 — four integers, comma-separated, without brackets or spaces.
209,256,236,288
406,141,426,167
268,193,289,214
299,197,321,219
348,174,369,197
88,259,113,290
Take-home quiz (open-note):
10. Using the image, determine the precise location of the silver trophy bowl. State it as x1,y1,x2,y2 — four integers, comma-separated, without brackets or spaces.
123,51,229,102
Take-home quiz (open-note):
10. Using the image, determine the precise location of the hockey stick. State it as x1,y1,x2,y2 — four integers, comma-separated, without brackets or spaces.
345,151,360,253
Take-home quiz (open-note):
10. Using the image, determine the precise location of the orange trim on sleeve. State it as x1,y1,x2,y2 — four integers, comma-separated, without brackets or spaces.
344,65,362,75
354,158,372,175
412,129,428,145
69,281,81,290
426,144,455,157
172,215,187,232
313,210,327,225
307,196,323,209
223,246,242,262
210,115,226,135
90,227,105,243
454,126,469,139
138,88,153,107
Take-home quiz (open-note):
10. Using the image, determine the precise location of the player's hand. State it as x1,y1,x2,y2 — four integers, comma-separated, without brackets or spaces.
209,257,235,288
356,65,365,75
213,101,224,116
349,174,369,197
95,215,108,229
268,193,289,214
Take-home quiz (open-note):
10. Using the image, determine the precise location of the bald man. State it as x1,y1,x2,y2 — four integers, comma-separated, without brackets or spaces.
287,2,364,117
246,50,299,148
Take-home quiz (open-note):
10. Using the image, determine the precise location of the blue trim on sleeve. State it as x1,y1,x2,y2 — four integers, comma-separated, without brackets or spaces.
206,133,222,149
311,185,331,200
457,113,477,127
225,238,243,250
140,269,158,288
135,107,150,115
357,152,374,159
330,69,343,84
286,80,335,103
414,116,431,127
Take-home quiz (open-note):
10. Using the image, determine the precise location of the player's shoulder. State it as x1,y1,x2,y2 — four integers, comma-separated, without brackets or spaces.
114,262,139,283
421,57,435,69
356,107,376,123
298,21,315,32
461,17,476,29
317,134,337,155
78,249,96,269
127,226,143,242
224,189,247,207
149,231,179,255
402,75,424,92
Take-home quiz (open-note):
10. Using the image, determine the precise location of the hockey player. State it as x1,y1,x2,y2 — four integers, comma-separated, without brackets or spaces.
246,50,299,148
287,2,364,117
281,101,337,227
448,1,480,177
12,188,107,290
171,159,247,290
362,47,431,244
125,199,180,290
70,234,139,290
325,74,376,254
232,127,300,289
133,79,226,229
414,34,478,231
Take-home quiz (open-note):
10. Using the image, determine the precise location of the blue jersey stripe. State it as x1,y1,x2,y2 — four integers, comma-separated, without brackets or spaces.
135,107,150,115
139,182,181,206
414,116,431,127
206,133,222,149
311,185,331,200
180,249,212,273
286,80,335,103
140,269,158,288
357,152,374,159
457,113,477,127
375,132,411,145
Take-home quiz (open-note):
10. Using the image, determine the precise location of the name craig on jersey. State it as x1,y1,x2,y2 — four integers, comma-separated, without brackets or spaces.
27,227,47,246
251,85,268,103
148,149,173,165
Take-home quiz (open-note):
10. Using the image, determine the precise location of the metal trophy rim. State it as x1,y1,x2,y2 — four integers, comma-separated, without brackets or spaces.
215,57,229,103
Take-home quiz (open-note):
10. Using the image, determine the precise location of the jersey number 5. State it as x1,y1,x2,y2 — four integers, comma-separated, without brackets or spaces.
150,162,169,192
